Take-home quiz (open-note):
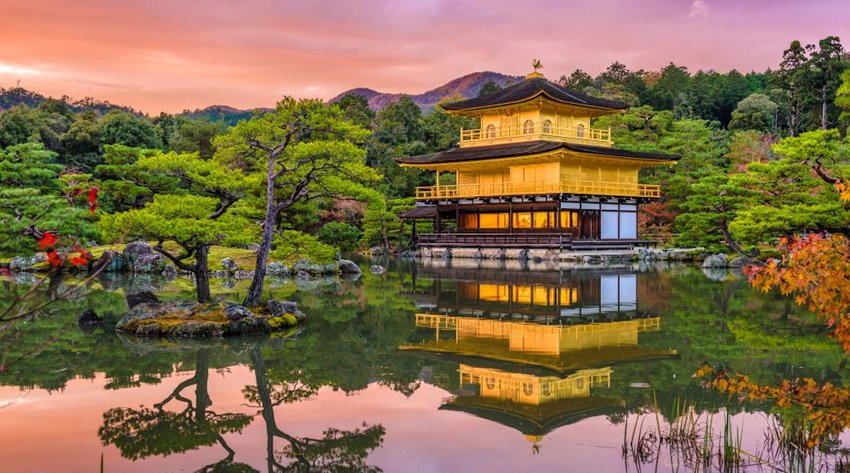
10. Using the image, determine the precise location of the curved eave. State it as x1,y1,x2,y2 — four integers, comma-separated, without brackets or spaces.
443,90,625,115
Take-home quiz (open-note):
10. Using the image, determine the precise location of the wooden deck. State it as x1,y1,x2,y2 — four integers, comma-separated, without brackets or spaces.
415,233,655,251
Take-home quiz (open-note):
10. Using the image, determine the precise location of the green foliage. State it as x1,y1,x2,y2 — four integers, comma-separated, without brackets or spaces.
335,94,375,129
0,143,98,256
169,117,225,159
271,230,338,264
100,111,163,149
728,93,779,132
93,145,179,213
318,221,362,253
673,174,751,251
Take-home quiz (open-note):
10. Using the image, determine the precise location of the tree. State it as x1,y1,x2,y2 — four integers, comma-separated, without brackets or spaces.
336,94,376,129
673,174,751,253
806,36,847,130
61,110,102,171
835,69,850,133
169,117,226,159
92,144,179,213
558,69,594,90
100,110,163,149
215,97,378,308
776,40,811,136
648,63,690,113
728,93,779,132
0,143,98,257
476,80,502,97
99,151,256,302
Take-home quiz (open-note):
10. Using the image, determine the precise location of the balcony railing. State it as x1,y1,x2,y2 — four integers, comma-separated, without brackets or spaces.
460,122,612,147
414,180,661,200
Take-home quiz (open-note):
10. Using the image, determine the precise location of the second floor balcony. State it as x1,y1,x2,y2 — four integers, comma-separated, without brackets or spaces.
460,121,612,148
414,180,661,200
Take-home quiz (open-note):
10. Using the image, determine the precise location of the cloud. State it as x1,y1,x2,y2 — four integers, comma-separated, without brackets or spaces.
0,62,44,76
688,0,710,18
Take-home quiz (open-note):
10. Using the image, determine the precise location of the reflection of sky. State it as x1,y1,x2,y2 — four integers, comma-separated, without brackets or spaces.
2,1,848,113
0,366,838,472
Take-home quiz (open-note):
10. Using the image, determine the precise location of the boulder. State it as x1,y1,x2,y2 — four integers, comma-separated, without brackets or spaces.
77,309,102,326
295,270,311,280
170,321,225,338
133,253,167,274
125,291,160,309
267,300,306,321
369,265,385,275
369,246,387,257
94,251,125,273
336,259,361,274
116,300,195,331
122,241,152,267
221,257,239,273
293,259,337,275
224,303,253,322
227,317,271,335
9,253,47,272
233,270,256,279
728,256,761,268
701,253,729,268
267,262,291,277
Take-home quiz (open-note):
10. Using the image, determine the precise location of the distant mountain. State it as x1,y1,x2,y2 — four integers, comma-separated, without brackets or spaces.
179,105,272,125
331,71,522,111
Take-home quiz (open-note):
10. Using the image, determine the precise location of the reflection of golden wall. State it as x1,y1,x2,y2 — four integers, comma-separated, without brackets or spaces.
414,314,661,355
459,364,612,406
459,283,578,307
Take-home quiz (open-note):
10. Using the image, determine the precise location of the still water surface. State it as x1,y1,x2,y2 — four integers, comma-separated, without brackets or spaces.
0,259,844,472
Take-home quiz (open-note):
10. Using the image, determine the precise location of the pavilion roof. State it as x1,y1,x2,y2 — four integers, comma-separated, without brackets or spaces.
441,77,627,112
396,140,679,166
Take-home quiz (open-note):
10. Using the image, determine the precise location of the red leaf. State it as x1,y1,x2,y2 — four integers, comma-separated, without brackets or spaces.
88,187,99,215
37,232,58,250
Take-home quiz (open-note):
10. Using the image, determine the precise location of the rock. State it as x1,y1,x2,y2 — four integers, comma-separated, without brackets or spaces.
245,244,261,251
170,321,225,338
294,259,337,275
77,309,102,326
369,246,387,257
9,253,47,272
125,291,160,309
122,241,152,267
702,267,730,282
337,259,361,274
369,265,385,275
295,270,311,280
224,303,253,322
116,300,195,332
267,262,291,277
221,257,239,273
267,300,306,321
163,265,177,279
701,253,729,268
728,256,759,268
94,251,124,273
133,253,167,274
233,270,256,279
227,317,271,335
135,324,161,337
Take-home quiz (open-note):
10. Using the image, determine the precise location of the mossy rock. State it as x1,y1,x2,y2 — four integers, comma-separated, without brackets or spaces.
116,301,303,339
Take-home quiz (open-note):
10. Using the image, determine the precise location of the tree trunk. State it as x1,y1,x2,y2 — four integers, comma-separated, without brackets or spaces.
194,244,212,304
719,220,744,255
244,206,278,307
193,349,211,422
822,85,828,130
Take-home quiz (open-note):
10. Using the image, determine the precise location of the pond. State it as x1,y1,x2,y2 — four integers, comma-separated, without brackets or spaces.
0,258,845,472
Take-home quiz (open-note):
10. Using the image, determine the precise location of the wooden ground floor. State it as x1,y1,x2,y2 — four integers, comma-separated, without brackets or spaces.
401,196,647,249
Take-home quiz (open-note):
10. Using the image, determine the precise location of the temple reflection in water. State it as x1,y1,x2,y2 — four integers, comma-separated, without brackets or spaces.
400,260,676,444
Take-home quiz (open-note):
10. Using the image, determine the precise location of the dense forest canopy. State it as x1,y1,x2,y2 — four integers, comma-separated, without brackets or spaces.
0,36,849,261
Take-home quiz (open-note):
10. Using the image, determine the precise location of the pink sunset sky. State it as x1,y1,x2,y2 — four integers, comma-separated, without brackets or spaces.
1,0,848,114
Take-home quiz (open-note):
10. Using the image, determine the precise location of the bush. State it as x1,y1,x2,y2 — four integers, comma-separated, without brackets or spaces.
318,222,362,253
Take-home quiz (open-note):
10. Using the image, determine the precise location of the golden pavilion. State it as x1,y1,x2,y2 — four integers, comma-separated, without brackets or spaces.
397,66,678,250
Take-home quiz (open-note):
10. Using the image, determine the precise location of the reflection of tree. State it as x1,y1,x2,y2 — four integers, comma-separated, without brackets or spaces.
247,346,385,472
99,349,254,470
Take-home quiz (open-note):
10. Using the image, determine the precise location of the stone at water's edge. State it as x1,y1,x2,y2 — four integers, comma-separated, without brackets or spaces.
125,291,159,309
122,241,152,266
267,262,291,277
9,253,47,272
77,309,102,326
95,250,125,273
221,257,239,273
267,300,306,321
115,300,304,338
337,259,361,274
370,265,385,275
224,303,252,321
701,253,729,268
